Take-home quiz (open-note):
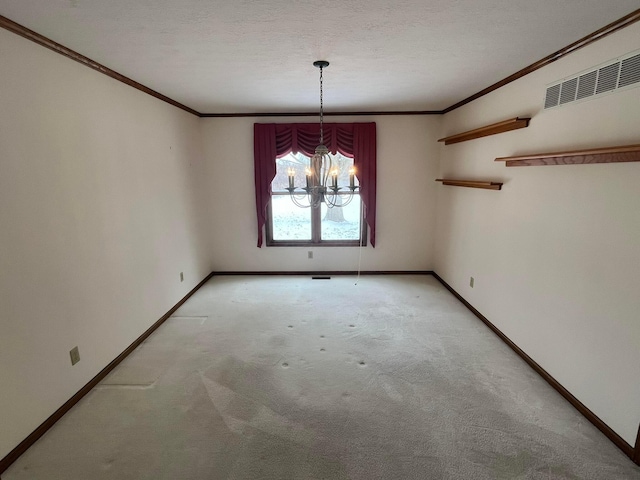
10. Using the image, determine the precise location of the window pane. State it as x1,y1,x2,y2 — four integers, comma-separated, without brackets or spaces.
271,196,312,240
273,153,309,192
321,196,361,241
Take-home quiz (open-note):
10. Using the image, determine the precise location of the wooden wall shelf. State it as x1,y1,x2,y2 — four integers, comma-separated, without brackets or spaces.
436,179,503,190
495,144,640,167
438,117,531,145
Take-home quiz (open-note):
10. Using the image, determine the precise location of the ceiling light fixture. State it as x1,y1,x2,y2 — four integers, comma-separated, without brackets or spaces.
286,60,358,208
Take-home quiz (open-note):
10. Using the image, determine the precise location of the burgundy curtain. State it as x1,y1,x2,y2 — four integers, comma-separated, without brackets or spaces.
254,122,377,247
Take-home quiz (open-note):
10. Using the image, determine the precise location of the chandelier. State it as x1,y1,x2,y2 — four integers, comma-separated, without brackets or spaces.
286,61,359,209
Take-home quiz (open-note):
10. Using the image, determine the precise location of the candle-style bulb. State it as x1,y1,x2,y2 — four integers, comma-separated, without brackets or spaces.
287,168,295,189
305,168,312,188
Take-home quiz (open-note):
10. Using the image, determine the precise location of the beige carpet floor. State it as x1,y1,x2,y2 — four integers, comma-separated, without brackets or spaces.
4,275,639,479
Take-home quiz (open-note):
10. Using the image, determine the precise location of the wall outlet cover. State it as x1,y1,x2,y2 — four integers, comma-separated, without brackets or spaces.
70,346,80,365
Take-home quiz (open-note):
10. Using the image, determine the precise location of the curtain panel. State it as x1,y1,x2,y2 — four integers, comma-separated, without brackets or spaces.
254,122,377,247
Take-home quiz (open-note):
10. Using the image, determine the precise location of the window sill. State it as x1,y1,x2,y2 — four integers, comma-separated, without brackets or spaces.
266,240,365,247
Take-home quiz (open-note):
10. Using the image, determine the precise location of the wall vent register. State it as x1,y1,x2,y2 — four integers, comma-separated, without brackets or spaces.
544,50,640,109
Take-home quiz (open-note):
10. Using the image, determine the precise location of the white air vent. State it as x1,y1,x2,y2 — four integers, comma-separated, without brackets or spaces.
576,71,597,100
544,50,640,109
559,77,578,104
595,63,620,94
619,54,640,87
544,84,561,109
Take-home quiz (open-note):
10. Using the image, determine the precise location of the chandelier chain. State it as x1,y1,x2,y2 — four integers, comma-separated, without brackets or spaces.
319,65,324,145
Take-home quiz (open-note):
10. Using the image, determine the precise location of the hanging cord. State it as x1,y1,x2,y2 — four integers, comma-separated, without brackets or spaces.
355,201,364,285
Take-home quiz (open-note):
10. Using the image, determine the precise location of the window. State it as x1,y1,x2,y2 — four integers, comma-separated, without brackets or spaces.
266,152,365,246
254,122,376,248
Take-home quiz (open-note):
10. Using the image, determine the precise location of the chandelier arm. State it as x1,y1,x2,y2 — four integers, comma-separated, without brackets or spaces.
323,188,341,208
290,194,311,208
337,192,355,208
324,194,337,208
309,186,324,209
286,189,312,208
326,189,356,208
321,155,328,189
310,191,322,209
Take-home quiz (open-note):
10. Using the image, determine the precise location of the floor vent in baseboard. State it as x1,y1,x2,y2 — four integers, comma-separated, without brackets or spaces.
544,49,640,110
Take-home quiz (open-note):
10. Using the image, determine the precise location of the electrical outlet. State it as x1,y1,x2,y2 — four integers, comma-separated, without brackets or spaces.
180,272,184,282
70,346,80,366
308,251,313,259
470,277,474,288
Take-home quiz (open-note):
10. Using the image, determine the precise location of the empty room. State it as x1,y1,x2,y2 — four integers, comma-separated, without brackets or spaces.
1,1,639,479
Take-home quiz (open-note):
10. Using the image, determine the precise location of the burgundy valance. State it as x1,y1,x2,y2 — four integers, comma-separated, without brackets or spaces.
254,122,377,247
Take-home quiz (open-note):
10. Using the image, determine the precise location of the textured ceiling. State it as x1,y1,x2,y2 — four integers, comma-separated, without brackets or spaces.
0,1,638,114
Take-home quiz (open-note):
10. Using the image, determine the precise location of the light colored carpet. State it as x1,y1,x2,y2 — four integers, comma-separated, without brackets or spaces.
4,275,639,479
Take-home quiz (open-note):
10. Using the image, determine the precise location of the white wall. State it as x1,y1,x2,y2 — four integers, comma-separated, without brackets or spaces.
435,23,640,444
202,115,441,272
0,29,211,458
3,12,638,464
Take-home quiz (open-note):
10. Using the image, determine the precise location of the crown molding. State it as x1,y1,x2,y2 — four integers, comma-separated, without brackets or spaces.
0,15,201,117
2,9,640,118
199,110,443,117
442,8,640,113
